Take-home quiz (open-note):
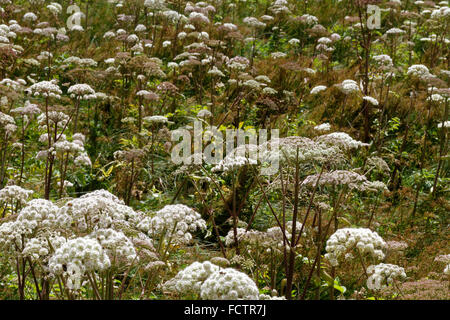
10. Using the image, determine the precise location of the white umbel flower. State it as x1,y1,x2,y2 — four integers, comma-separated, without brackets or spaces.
315,132,370,150
407,64,431,78
200,268,260,300
341,79,360,94
0,185,33,206
314,123,331,132
363,96,379,106
48,237,111,290
325,228,386,266
138,204,206,244
26,80,62,99
68,84,96,100
366,263,406,290
163,261,220,296
310,85,327,95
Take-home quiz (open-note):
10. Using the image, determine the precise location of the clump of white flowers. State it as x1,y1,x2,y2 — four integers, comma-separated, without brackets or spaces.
49,237,111,290
224,227,248,246
340,79,360,94
243,16,266,28
363,96,379,106
58,190,142,232
200,268,260,300
212,155,257,173
68,84,96,100
137,204,206,244
22,234,66,261
314,123,331,132
265,136,344,166
163,261,220,296
300,14,319,25
265,220,306,248
0,185,33,206
143,115,168,124
302,170,387,192
366,263,407,290
25,80,62,98
315,132,370,150
197,109,212,118
310,85,327,95
373,54,393,67
16,198,62,232
259,293,286,300
407,64,432,79
89,228,138,265
325,228,386,266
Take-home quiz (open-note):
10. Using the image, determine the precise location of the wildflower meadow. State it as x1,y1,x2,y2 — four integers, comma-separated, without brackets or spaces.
0,0,448,302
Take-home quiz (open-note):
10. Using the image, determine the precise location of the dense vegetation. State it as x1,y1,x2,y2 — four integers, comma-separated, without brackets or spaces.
0,0,448,300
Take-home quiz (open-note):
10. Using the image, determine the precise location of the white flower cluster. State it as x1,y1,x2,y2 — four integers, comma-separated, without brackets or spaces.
0,188,148,294
23,12,38,22
300,14,319,25
264,136,343,166
143,115,168,124
302,170,386,192
25,80,62,98
22,234,66,261
366,263,406,290
363,96,379,106
0,111,17,134
48,237,111,290
68,84,96,100
163,261,220,296
144,0,166,10
200,268,260,300
271,52,287,59
54,139,84,154
11,100,41,116
0,199,61,250
137,204,206,244
58,190,142,232
315,132,370,150
208,66,225,77
212,155,257,173
16,199,61,232
226,56,250,70
74,152,92,167
63,56,98,68
259,293,286,300
340,79,360,94
265,220,307,249
407,64,432,79
325,228,386,266
0,185,33,206
37,111,70,131
243,16,266,28
373,54,393,67
47,2,62,15
385,28,405,35
224,227,251,246
224,221,305,249
314,123,331,132
0,78,25,90
89,228,137,264
310,85,327,95
189,12,210,24
427,94,445,104
197,109,212,118
430,6,450,20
